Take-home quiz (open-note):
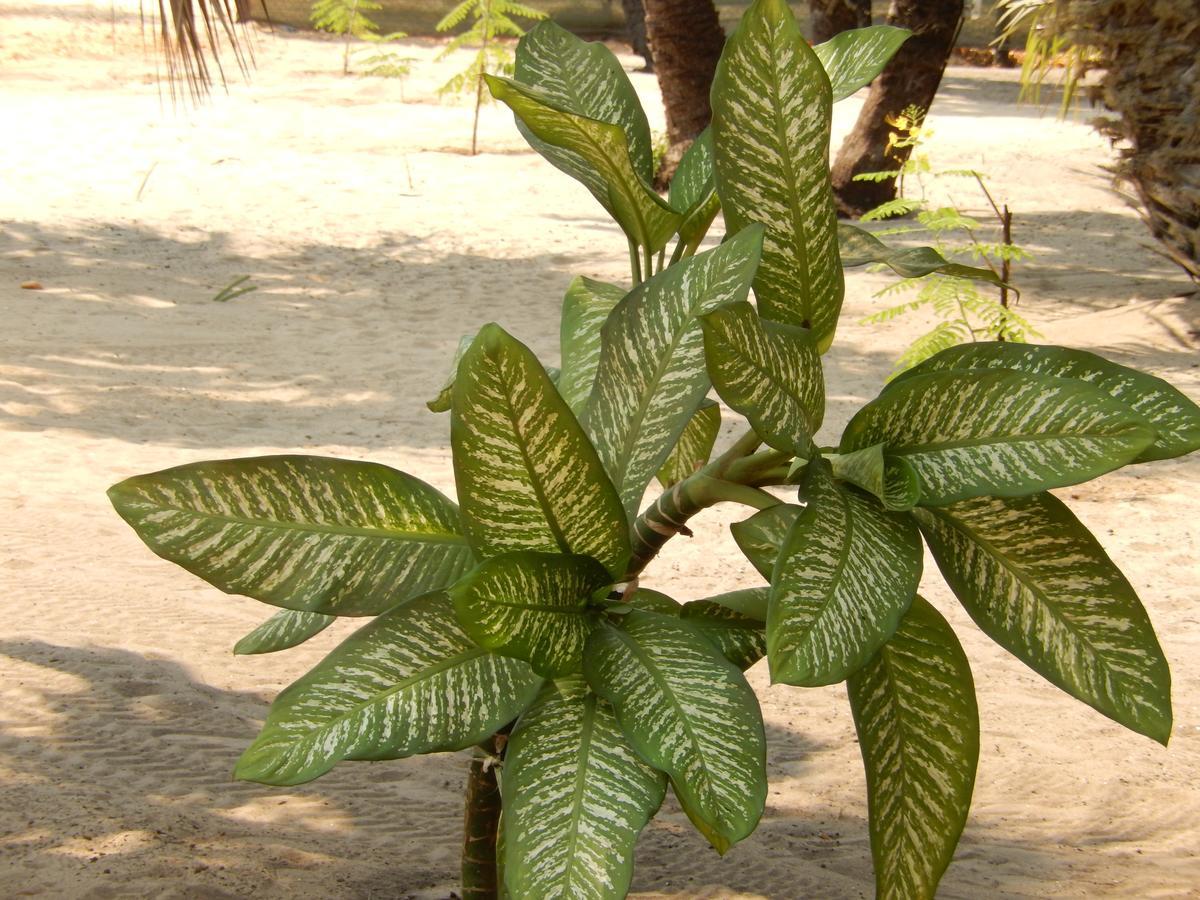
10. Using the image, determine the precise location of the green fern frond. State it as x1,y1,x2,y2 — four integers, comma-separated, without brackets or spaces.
436,0,475,31
919,207,981,233
861,197,924,222
938,168,985,179
852,169,902,183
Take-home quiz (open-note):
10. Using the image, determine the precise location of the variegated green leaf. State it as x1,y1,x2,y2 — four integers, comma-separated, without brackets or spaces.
828,443,921,511
452,324,631,577
700,300,824,453
502,677,666,900
558,276,625,416
515,20,654,182
108,456,474,616
624,586,683,616
583,610,767,853
847,595,979,900
657,399,721,488
838,222,1007,285
451,551,611,678
890,341,1200,462
486,75,680,253
916,493,1172,744
711,0,844,351
235,592,542,786
428,333,477,413
233,608,335,655
813,25,911,102
669,128,721,253
584,226,764,518
682,591,768,670
730,502,803,580
768,460,921,686
840,369,1157,505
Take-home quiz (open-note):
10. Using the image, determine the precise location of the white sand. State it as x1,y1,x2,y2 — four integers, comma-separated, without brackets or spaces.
2,5,1198,898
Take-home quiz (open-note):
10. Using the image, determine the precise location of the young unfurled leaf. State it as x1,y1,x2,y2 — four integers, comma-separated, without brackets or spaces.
768,460,921,686
828,443,921,511
813,25,911,102
847,595,979,900
502,677,666,900
583,610,767,853
235,592,542,786
916,493,1172,744
890,341,1200,462
234,608,335,655
700,300,824,453
557,276,625,416
838,222,1006,286
584,226,764,518
711,0,844,351
657,399,721,488
669,128,721,254
452,323,631,577
108,456,474,616
840,369,1156,505
450,550,612,678
682,592,768,670
730,502,803,580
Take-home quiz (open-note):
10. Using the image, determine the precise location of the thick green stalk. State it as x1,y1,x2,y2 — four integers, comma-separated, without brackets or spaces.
462,744,503,900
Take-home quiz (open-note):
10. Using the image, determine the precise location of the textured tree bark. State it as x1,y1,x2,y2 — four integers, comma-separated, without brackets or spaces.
622,0,654,71
829,0,964,217
642,0,726,183
808,0,870,43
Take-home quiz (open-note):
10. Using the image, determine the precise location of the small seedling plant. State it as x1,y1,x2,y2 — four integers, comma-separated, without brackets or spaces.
110,4,1198,898
310,0,406,76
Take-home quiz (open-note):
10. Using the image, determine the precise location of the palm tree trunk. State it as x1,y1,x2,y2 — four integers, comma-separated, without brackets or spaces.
809,0,870,43
829,0,964,217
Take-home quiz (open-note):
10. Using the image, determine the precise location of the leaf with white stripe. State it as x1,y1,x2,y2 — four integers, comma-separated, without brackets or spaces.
916,493,1172,743
813,25,911,102
583,610,767,853
682,590,768,670
838,222,1007,285
233,608,335,655
828,443,922,511
669,128,721,253
657,398,721,488
700,300,824,453
840,369,1157,506
730,502,803,580
452,324,630,578
768,460,921,686
890,341,1200,462
108,456,474,616
558,277,625,416
486,75,680,253
584,226,764,518
451,551,611,678
427,332,478,413
711,0,844,351
235,592,542,786
847,595,979,900
502,677,666,900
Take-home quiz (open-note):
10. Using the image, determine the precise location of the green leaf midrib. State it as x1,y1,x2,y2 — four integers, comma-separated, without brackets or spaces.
563,693,598,897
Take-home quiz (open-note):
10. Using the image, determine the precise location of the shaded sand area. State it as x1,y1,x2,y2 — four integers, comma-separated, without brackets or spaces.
2,5,1198,898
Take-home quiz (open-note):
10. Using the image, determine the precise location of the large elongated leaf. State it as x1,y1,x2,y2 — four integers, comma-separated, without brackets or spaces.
557,277,625,416
916,493,1172,743
583,610,767,853
730,502,803,580
813,25,911,102
682,591,768,670
452,324,630,577
108,456,474,616
233,608,335,655
657,398,721,488
515,20,654,182
669,128,721,253
487,75,680,253
711,0,844,351
768,460,921,686
840,369,1156,506
451,551,611,678
838,223,1006,286
847,595,979,900
502,677,666,900
584,226,764,518
700,300,824,453
890,341,1200,462
235,592,542,786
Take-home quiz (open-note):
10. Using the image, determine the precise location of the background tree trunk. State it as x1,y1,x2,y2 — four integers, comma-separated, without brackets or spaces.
622,0,654,71
808,0,870,44
829,0,964,217
643,0,726,183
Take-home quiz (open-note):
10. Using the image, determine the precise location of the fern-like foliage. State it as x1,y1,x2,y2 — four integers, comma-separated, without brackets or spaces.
311,0,403,75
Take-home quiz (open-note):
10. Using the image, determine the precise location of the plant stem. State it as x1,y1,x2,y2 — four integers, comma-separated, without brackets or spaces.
471,68,485,156
642,243,654,282
629,240,643,284
462,743,503,900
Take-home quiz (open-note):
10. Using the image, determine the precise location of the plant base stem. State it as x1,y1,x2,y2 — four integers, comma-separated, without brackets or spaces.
462,748,502,899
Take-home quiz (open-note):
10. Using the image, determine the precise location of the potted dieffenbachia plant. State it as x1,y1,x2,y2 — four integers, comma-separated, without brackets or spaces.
109,3,1199,897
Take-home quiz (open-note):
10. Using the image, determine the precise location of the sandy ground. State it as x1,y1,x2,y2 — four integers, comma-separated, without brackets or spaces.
2,4,1199,898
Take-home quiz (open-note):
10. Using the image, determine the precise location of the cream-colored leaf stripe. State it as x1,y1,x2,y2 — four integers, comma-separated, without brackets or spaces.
584,226,763,519
711,0,844,350
235,592,542,786
768,460,921,686
916,493,1172,743
840,369,1156,505
108,455,475,616
503,677,666,900
583,610,767,853
847,595,979,900
657,398,720,489
233,608,334,655
557,277,625,416
452,324,630,577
